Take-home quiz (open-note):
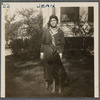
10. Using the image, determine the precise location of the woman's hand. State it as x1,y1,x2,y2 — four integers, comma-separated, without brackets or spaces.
40,52,44,59
59,53,62,59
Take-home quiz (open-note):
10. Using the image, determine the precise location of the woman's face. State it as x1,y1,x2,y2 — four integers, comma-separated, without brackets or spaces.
50,18,57,28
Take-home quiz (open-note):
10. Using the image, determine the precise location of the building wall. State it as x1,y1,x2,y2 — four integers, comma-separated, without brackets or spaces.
42,7,88,26
41,7,93,37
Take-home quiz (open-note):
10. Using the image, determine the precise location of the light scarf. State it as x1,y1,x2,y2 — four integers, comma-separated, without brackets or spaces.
49,27,58,46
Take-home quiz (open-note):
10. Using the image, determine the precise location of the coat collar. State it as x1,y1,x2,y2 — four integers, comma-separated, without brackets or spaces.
49,27,59,35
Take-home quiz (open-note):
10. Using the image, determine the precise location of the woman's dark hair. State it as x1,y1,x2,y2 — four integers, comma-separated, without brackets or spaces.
48,15,58,28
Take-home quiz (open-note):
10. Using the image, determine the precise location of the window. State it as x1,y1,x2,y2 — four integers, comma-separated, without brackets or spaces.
88,7,94,23
61,7,79,22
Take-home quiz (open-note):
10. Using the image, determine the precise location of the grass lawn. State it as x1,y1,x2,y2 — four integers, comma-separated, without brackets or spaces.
5,54,94,97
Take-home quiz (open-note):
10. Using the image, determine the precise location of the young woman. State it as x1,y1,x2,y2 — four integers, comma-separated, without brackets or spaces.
40,15,65,93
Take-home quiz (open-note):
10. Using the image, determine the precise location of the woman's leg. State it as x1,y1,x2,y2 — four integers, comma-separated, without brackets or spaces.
51,78,56,93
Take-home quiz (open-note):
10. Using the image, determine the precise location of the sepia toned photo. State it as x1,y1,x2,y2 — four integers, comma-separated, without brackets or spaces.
1,2,99,98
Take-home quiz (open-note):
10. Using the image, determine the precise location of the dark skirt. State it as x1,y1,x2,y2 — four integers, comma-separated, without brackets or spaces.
43,51,65,82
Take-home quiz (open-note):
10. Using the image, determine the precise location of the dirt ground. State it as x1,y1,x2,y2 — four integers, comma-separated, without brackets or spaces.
5,53,94,98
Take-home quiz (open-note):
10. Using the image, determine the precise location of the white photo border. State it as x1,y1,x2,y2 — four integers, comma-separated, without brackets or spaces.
1,2,99,98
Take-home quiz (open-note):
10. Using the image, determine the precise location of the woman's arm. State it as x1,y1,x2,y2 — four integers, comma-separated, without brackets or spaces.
59,30,65,53
40,28,46,59
59,30,65,59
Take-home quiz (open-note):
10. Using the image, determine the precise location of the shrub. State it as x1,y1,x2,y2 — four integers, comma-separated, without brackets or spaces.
10,36,41,60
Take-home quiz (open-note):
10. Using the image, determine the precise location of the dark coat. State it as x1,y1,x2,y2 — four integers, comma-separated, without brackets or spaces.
41,27,65,82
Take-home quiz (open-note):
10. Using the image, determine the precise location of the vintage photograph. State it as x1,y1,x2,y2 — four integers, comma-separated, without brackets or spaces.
1,2,99,98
